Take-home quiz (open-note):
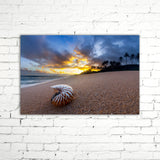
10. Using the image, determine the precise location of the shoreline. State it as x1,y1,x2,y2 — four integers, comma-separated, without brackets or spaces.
21,70,139,88
21,76,71,88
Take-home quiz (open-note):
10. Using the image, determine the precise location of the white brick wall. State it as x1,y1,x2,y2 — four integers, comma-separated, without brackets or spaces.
0,0,160,159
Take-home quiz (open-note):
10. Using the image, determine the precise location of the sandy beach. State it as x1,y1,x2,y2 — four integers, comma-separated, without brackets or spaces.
21,71,139,114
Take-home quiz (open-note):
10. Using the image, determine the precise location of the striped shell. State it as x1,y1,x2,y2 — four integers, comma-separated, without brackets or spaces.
50,84,73,106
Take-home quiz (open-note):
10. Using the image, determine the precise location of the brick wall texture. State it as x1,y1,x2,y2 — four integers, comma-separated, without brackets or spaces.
0,0,160,159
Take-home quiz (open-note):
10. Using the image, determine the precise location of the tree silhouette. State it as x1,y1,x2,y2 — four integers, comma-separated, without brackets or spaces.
91,66,96,69
124,52,129,65
136,53,139,64
119,57,123,64
130,54,135,64
110,61,116,67
97,66,102,69
102,60,108,68
110,61,113,66
116,62,120,66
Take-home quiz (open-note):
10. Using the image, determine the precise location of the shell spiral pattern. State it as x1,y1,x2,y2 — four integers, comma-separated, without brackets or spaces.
50,84,73,106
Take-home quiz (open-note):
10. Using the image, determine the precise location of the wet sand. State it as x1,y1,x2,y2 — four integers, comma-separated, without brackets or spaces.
21,71,139,114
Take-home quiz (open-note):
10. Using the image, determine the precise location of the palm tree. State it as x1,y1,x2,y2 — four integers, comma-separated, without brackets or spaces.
105,60,109,67
124,52,129,65
112,61,116,66
136,53,139,64
116,62,120,66
102,60,108,68
110,61,113,66
97,66,102,69
119,57,123,64
130,54,135,64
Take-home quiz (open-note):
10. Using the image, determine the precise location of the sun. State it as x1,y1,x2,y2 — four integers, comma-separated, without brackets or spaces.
39,49,100,75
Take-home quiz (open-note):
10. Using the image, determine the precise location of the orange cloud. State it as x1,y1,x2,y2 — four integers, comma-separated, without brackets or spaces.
39,49,100,75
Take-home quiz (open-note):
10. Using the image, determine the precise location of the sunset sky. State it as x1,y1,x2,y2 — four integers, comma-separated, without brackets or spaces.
21,35,139,75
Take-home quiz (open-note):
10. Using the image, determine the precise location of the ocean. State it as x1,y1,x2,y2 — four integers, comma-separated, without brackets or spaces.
21,75,66,88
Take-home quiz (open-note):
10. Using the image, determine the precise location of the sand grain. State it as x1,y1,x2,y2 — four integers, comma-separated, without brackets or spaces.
21,71,139,114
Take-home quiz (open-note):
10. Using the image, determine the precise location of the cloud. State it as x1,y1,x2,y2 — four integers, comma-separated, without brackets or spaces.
21,35,73,68
92,35,139,62
21,35,139,73
21,68,50,76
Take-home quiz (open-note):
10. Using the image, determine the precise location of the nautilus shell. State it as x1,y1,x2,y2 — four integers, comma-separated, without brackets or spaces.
50,84,74,106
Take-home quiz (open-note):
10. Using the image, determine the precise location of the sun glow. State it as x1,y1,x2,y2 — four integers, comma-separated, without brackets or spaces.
39,49,100,75
51,68,85,75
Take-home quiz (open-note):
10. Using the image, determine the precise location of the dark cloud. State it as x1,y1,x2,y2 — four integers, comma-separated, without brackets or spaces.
21,36,73,67
76,35,139,64
21,35,139,69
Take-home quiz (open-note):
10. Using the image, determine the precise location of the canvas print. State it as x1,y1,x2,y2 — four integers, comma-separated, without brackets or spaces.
21,35,139,114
